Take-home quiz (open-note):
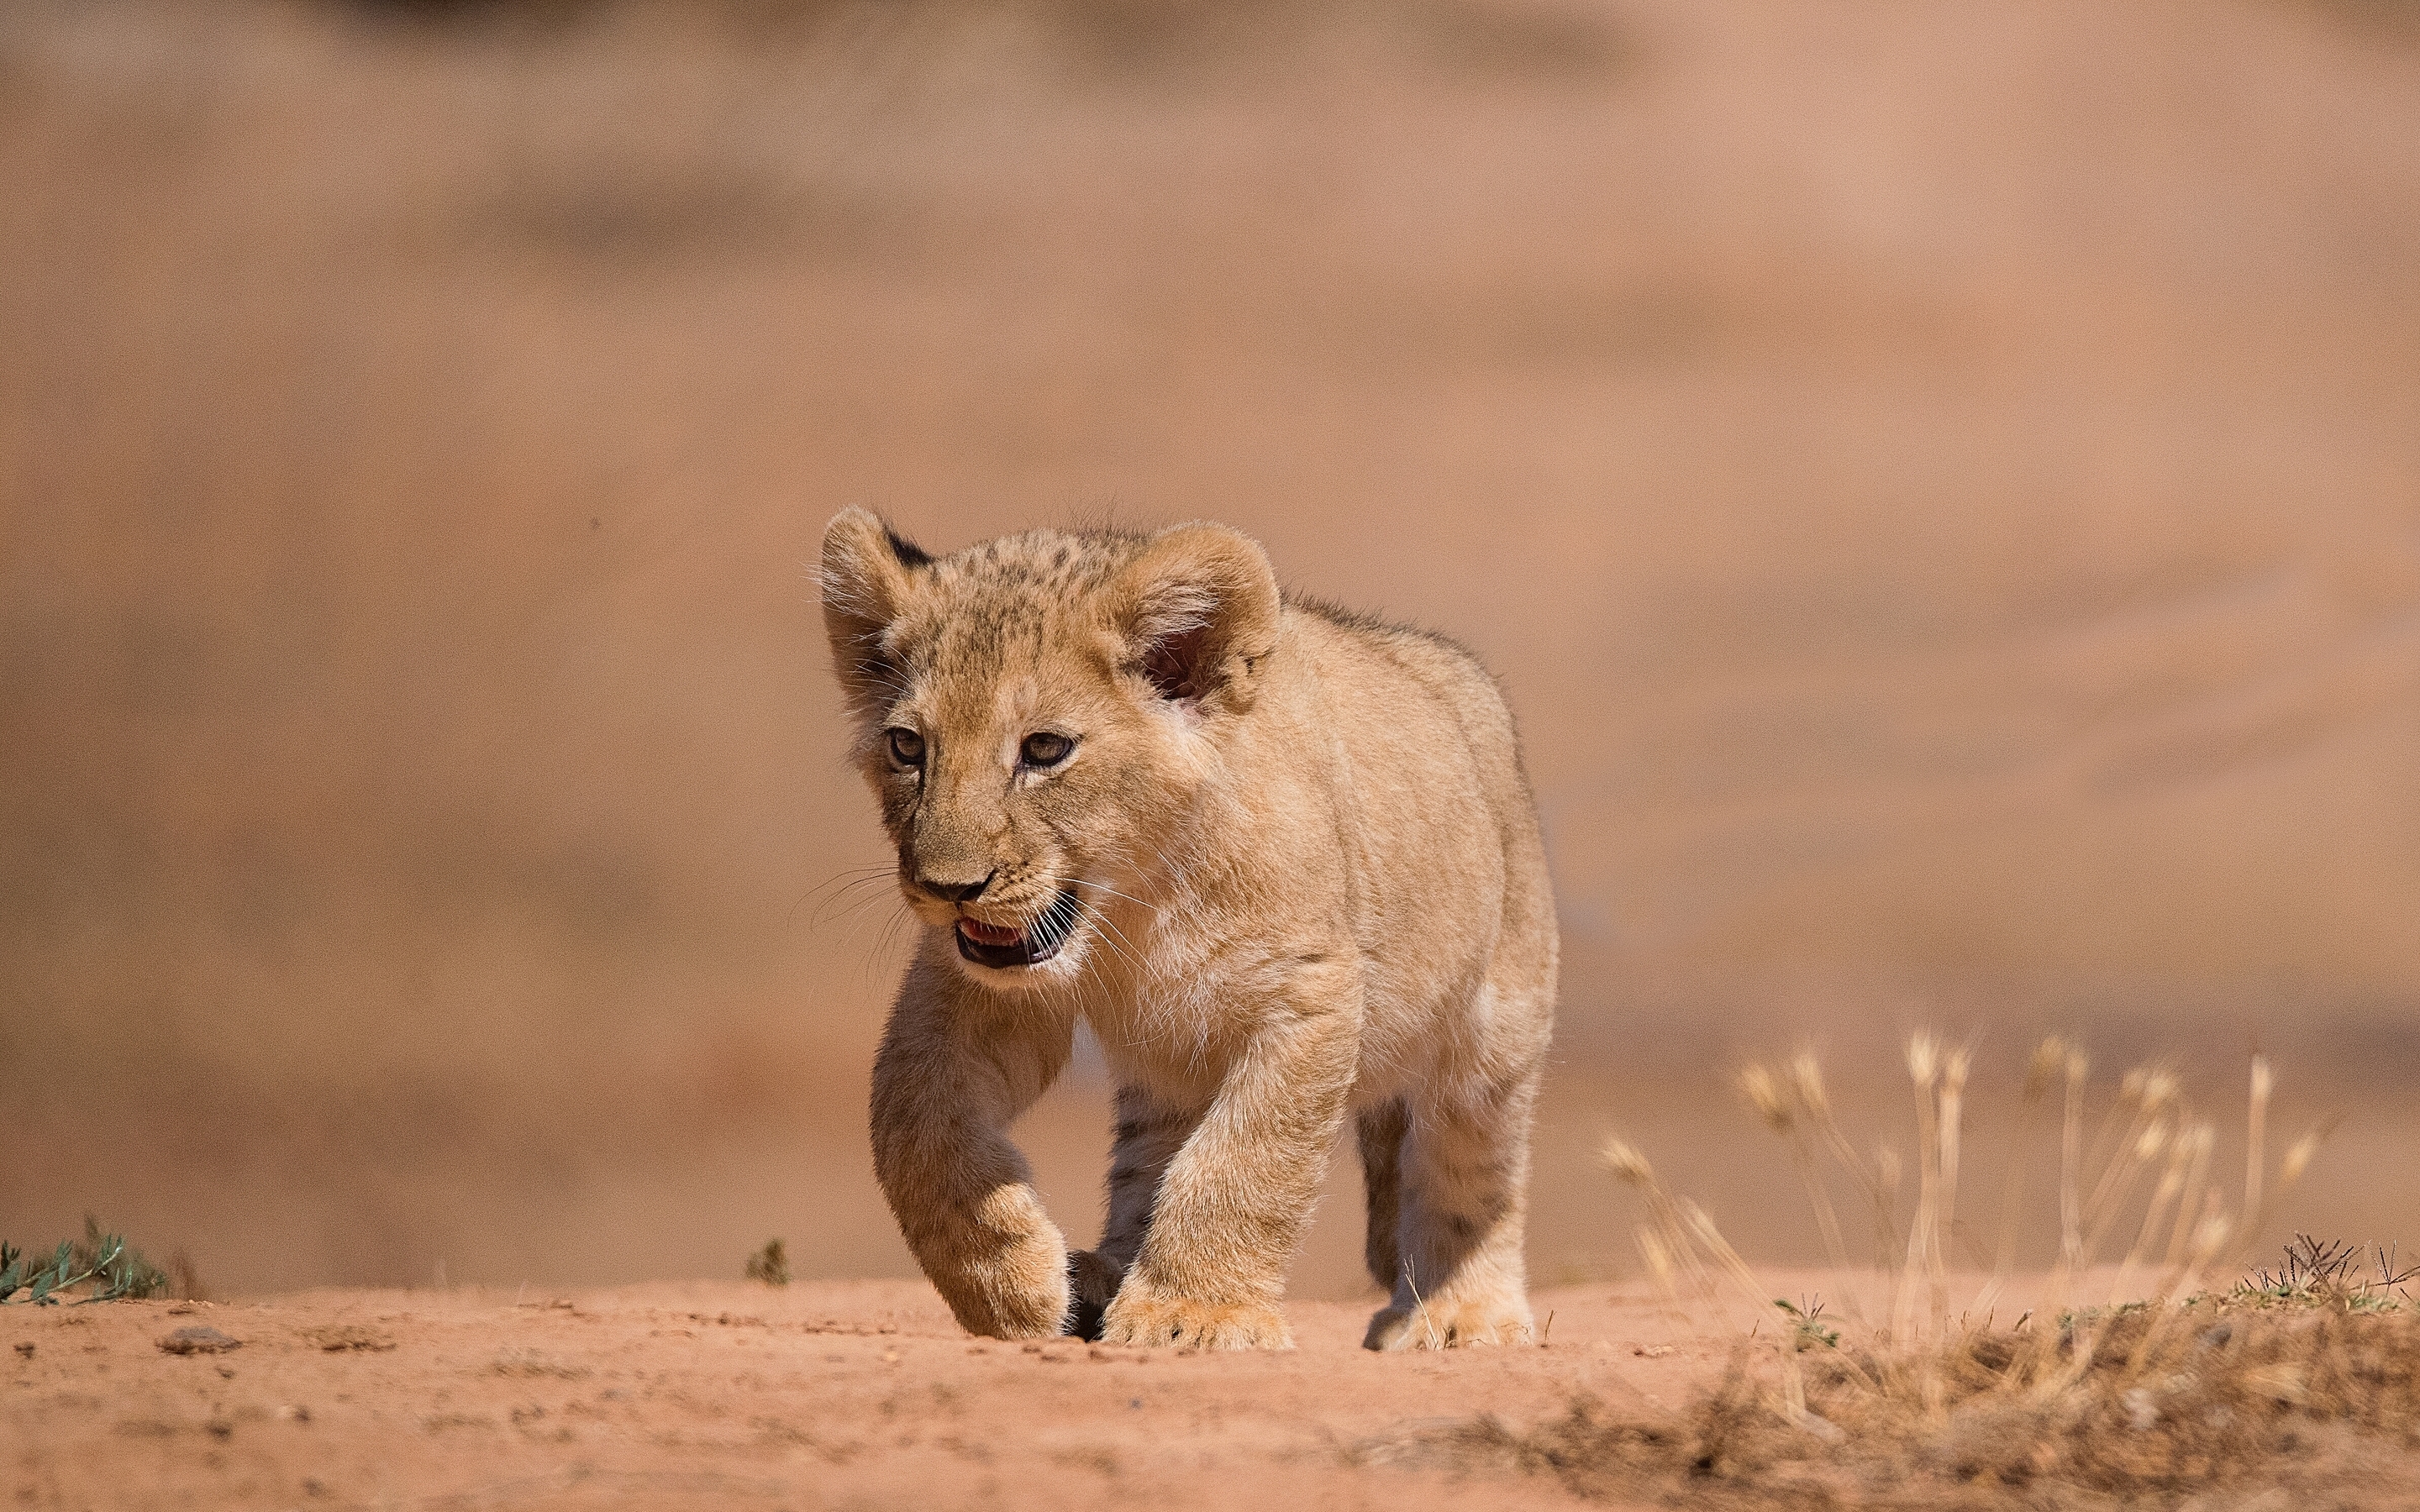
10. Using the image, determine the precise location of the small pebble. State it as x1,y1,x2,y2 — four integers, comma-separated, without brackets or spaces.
158,1326,242,1356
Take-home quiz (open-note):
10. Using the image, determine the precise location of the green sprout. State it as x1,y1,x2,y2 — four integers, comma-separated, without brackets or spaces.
744,1237,791,1287
1773,1294,1839,1351
1,1217,171,1305
2228,1235,2417,1314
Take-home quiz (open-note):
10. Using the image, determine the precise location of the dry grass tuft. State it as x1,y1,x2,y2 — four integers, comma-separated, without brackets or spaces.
1418,1304,2420,1506
1423,1040,2420,1504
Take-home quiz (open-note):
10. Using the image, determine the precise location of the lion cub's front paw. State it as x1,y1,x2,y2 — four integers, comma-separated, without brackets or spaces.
1363,1295,1535,1351
1099,1288,1292,1351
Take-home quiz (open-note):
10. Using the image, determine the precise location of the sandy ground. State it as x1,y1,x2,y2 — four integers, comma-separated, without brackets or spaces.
21,1267,2420,1509
3,1278,1733,1511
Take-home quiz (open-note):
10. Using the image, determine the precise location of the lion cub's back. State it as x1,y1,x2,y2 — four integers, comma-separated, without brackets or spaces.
1283,600,1547,983
1288,596,1528,801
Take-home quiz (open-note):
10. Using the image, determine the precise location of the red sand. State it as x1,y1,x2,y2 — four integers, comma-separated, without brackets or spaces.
24,1266,2396,1509
7,1278,1708,1510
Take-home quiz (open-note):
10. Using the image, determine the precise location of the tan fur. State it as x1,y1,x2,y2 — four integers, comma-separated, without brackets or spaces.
821,509,1557,1351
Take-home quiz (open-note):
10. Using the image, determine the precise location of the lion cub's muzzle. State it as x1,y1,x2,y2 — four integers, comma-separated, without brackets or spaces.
954,887,1082,969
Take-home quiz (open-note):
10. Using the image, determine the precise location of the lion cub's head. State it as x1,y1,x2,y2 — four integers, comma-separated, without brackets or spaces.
820,508,1281,989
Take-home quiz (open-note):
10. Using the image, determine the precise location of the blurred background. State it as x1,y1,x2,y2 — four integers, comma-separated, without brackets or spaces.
3,0,2416,1299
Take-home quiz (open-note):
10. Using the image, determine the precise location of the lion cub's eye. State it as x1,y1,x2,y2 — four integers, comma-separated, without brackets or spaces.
1020,732,1074,769
886,727,925,767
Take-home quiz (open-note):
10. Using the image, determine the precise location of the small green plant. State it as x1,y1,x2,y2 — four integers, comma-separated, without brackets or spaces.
2228,1234,2417,1313
1,1217,171,1305
744,1236,791,1287
1772,1295,1839,1351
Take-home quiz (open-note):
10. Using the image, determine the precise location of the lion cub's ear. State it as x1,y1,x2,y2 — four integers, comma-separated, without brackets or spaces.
821,507,931,719
1104,522,1281,716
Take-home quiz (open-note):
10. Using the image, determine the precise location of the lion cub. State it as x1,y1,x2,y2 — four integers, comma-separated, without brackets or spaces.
822,509,1556,1351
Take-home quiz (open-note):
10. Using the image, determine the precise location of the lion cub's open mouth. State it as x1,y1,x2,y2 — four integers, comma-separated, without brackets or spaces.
954,887,1082,969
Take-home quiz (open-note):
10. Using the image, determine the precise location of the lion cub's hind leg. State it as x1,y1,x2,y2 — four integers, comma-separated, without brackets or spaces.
1356,1098,1409,1293
1362,1069,1542,1350
1065,1089,1201,1341
1065,1249,1123,1342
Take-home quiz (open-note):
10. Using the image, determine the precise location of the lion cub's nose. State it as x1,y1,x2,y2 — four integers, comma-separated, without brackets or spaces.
916,870,996,904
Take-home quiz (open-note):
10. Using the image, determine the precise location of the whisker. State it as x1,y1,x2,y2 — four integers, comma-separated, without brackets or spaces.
1037,873,1148,972
1070,878,1163,917
808,874,907,931
829,890,906,937
842,896,892,958
790,864,899,929
870,901,922,968
1074,899,1144,974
